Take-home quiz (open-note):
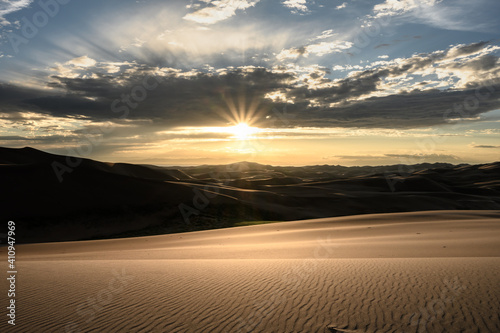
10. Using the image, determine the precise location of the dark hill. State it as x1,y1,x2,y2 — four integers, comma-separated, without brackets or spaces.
1,147,499,243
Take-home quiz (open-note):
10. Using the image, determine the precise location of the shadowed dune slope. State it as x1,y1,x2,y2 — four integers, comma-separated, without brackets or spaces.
1,146,499,243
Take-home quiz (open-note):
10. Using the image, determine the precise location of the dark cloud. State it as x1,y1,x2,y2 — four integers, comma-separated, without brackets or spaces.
374,35,425,50
1,68,295,127
1,41,499,131
383,153,461,161
335,153,462,165
0,135,79,144
337,153,460,160
471,144,500,149
0,136,40,141
447,41,490,57
26,95,109,119
289,84,500,128
287,68,385,106
455,54,497,71
0,84,50,114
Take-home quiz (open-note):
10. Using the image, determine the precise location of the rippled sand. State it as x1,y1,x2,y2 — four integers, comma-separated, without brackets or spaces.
3,210,500,332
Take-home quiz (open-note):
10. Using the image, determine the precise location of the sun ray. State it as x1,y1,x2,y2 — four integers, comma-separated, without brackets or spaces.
215,87,268,127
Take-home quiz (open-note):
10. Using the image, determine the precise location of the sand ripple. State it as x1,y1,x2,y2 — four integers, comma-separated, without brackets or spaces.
6,258,500,332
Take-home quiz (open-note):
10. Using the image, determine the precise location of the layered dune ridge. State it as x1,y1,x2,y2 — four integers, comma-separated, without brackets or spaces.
1,147,500,243
4,210,500,332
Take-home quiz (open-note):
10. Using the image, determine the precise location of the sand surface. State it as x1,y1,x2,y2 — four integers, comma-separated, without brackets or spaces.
2,210,500,332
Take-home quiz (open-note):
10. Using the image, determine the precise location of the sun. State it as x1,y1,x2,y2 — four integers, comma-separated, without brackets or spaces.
227,123,260,140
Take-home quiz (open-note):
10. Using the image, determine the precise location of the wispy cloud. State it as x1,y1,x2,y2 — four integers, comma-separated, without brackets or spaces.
0,0,33,26
370,0,497,32
311,29,336,41
277,41,353,60
372,0,441,18
374,43,391,49
183,0,259,24
282,0,309,14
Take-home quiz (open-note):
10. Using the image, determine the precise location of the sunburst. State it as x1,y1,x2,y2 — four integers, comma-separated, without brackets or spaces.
226,123,261,140
212,88,268,138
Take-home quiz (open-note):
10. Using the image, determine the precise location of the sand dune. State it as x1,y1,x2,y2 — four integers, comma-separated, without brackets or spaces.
3,211,500,332
16,210,500,260
2,147,499,243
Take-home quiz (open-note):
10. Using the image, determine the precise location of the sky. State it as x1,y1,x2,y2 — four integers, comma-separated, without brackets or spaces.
0,0,499,166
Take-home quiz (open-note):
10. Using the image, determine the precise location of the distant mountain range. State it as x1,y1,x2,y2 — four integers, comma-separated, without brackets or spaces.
1,147,499,243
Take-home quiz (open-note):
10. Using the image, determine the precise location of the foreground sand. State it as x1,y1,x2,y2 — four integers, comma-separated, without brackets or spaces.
3,210,500,332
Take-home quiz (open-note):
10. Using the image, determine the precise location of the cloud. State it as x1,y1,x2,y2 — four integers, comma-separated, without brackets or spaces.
277,41,353,60
276,46,306,60
0,0,33,26
131,38,146,48
83,4,294,68
282,0,309,13
65,56,97,68
1,66,296,126
372,0,441,18
446,41,491,59
357,40,500,90
333,64,364,71
306,41,353,56
183,0,259,24
311,29,336,41
275,41,500,127
414,1,498,32
286,84,500,128
470,144,500,149
370,0,497,32
335,153,462,165
384,153,461,161
335,2,347,10
1,41,499,133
